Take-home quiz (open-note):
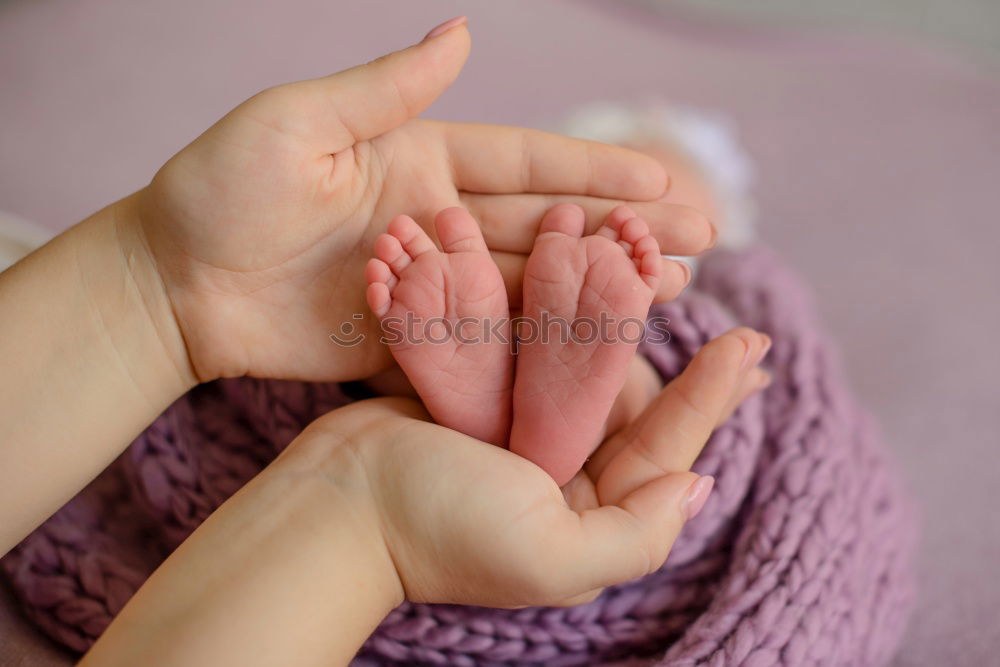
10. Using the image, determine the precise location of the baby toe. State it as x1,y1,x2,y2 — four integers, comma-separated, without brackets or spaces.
435,207,489,253
595,205,637,244
388,215,436,258
366,282,392,318
655,258,689,298
365,258,397,292
538,203,586,238
374,234,411,275
620,216,650,246
601,205,637,232
634,236,665,289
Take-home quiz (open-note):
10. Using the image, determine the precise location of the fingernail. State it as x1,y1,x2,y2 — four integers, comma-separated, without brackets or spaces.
739,337,755,372
760,334,772,361
707,223,718,250
683,476,715,520
677,260,692,287
424,15,467,41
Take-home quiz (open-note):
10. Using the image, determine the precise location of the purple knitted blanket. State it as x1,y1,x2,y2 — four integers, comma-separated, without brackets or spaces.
2,247,916,665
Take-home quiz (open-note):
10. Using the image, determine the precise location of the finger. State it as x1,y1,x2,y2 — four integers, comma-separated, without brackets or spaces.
492,250,689,309
602,356,665,441
434,207,489,253
628,328,767,469
661,258,692,301
594,328,768,505
444,123,669,201
462,192,713,257
551,588,603,607
254,19,470,153
717,367,771,426
716,334,771,424
539,472,704,596
537,203,586,238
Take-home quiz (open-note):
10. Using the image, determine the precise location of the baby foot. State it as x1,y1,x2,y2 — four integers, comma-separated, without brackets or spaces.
510,204,662,485
365,208,513,446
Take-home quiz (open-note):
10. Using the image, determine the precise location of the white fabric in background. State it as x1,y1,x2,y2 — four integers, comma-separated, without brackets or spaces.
0,211,50,271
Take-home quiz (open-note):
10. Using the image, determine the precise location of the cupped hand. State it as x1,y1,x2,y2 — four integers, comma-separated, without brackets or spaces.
134,18,713,384
289,328,769,608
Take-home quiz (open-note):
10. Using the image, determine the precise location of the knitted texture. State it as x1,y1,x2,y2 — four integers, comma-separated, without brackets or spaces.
2,247,916,665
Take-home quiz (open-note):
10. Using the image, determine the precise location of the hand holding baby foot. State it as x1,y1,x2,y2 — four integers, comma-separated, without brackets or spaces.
287,327,769,610
366,203,688,461
583,327,771,506
87,329,768,666
131,20,710,385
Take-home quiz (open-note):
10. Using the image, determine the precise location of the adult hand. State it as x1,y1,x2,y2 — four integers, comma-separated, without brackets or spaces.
84,328,766,665
135,17,713,384
296,327,767,608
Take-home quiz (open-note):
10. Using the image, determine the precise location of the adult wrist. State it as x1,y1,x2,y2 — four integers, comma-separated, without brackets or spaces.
86,421,405,666
0,194,198,551
95,191,200,396
279,415,407,613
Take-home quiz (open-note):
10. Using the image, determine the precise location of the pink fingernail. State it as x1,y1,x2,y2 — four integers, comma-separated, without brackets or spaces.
677,260,692,287
424,15,467,41
739,337,755,373
760,334,772,361
683,476,714,520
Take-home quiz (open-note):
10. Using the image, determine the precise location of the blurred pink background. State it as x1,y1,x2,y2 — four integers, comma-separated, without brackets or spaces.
1,1,998,664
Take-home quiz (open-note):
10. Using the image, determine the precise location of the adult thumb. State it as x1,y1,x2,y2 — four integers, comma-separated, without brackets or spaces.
255,16,470,152
546,471,715,595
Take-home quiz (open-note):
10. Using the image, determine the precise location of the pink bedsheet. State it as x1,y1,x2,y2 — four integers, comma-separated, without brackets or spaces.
1,1,998,664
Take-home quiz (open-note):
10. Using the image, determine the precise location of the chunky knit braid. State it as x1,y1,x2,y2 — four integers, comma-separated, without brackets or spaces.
2,247,916,665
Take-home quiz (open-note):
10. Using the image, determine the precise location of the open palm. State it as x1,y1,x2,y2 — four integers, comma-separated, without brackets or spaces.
135,23,712,383
294,327,769,608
